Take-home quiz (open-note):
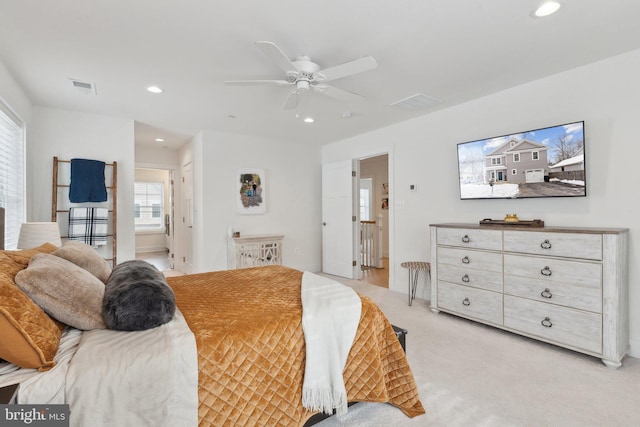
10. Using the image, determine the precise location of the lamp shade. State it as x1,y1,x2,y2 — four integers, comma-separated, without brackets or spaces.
17,222,62,249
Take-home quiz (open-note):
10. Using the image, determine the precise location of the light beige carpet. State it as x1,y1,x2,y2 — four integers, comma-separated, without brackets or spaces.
317,276,640,427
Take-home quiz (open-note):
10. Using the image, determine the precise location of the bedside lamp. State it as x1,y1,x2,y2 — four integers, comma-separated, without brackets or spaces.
17,222,62,249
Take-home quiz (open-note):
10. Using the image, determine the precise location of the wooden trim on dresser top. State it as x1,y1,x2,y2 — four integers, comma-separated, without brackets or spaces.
430,222,628,234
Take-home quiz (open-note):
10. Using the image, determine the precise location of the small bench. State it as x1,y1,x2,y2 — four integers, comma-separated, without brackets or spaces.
400,261,431,306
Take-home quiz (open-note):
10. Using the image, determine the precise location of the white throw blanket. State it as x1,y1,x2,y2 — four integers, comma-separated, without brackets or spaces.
301,272,362,416
68,207,109,246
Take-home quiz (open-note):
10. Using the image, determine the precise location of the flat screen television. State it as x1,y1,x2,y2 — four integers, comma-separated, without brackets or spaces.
457,121,586,200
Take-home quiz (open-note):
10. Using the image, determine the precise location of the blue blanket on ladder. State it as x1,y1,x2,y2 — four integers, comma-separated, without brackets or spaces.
70,158,108,203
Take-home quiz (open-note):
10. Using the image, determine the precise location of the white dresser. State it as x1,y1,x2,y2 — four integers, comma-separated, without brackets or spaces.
430,223,629,368
226,234,284,269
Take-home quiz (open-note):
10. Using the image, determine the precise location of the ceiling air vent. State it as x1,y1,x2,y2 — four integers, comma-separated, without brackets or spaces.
390,93,440,110
70,79,97,95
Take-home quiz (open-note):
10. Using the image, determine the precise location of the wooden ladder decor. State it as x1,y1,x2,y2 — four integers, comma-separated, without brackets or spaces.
51,156,118,265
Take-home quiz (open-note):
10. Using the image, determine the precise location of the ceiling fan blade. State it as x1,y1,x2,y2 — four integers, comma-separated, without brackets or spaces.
255,41,299,73
316,56,377,82
224,80,290,86
314,84,364,101
282,89,301,110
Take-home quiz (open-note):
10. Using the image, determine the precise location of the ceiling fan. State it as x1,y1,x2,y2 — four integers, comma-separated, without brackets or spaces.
224,41,378,110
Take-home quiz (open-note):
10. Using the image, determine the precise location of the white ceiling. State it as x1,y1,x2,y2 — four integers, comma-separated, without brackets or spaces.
1,0,639,150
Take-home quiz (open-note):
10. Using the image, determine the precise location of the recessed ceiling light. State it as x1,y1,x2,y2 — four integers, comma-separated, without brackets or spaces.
154,138,165,143
146,85,163,94
303,117,314,123
532,1,561,18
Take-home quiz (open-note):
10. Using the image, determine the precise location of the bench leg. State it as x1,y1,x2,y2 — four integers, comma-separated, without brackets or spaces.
408,269,420,306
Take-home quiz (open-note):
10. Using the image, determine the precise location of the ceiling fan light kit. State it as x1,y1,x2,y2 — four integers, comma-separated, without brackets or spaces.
225,41,377,111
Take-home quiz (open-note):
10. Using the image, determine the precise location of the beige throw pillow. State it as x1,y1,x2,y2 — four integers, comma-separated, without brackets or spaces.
0,245,65,370
52,241,112,283
15,254,106,330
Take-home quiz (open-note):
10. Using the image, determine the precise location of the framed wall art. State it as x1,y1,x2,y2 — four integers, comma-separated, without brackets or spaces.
236,168,266,214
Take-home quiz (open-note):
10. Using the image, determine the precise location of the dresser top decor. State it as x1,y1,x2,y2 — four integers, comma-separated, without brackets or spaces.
479,218,545,228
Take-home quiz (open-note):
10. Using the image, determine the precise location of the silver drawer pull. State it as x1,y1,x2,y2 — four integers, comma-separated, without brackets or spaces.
461,234,470,243
540,288,553,299
461,256,470,264
541,317,553,328
462,297,471,306
541,266,552,276
540,239,552,249
462,274,470,283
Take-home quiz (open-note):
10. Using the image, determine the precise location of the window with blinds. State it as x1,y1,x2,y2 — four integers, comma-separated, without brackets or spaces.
0,101,25,249
134,182,164,231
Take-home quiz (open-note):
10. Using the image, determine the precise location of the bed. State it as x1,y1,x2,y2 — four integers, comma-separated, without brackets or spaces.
1,241,424,426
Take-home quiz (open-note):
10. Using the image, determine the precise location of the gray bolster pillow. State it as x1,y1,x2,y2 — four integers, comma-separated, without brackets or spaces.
103,260,176,331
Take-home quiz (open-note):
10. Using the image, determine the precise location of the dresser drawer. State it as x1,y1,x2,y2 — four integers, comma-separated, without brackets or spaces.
504,254,601,289
437,282,503,325
504,295,602,354
437,247,502,271
437,228,502,251
504,275,601,313
438,264,503,292
503,230,602,260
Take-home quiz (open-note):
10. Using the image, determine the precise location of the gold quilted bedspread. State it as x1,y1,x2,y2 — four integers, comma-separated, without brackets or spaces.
168,265,425,426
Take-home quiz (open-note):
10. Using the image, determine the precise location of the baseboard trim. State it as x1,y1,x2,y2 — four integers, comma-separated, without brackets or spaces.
628,338,640,359
136,246,167,253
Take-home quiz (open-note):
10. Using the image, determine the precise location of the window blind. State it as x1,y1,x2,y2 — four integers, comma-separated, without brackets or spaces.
0,100,25,249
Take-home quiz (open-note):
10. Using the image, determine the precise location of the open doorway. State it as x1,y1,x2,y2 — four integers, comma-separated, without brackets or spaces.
134,167,175,274
359,154,389,288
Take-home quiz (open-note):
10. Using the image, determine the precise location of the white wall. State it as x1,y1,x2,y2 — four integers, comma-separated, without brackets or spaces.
28,106,136,262
0,61,32,125
178,130,322,274
323,48,640,358
135,145,179,167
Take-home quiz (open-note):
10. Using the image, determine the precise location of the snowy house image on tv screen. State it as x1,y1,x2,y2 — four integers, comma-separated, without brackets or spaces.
485,139,548,184
457,121,586,199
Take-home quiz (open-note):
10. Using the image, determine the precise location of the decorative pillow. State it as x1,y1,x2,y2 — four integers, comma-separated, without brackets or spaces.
0,245,65,370
52,241,112,283
15,254,106,331
103,260,176,331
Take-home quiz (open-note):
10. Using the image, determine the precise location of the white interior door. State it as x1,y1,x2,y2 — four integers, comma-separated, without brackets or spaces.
322,159,359,279
167,169,175,268
182,162,193,274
